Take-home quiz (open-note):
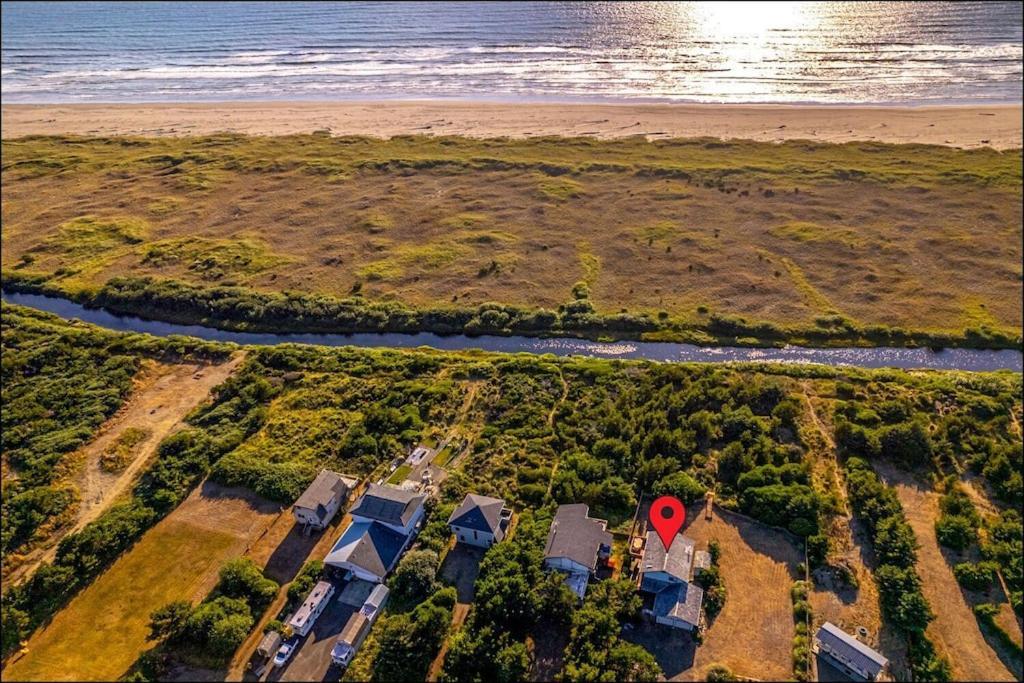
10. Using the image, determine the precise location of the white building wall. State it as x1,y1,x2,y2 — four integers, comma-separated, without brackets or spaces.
544,556,591,575
451,524,495,547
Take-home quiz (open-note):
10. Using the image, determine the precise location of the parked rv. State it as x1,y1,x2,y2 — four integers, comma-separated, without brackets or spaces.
289,580,336,637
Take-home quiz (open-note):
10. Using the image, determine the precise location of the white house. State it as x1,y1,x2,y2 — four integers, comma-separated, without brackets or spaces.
288,580,335,637
325,484,426,583
292,470,357,530
543,504,613,599
448,493,512,547
813,622,890,681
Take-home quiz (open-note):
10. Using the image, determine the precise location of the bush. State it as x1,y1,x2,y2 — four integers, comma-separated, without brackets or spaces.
706,663,738,681
288,560,324,604
935,515,976,551
217,557,278,609
953,561,999,591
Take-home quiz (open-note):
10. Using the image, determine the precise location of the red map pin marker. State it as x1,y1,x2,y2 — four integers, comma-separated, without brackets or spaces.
649,495,686,551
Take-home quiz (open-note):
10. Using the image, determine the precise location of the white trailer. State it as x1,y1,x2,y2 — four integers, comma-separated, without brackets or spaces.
288,580,335,637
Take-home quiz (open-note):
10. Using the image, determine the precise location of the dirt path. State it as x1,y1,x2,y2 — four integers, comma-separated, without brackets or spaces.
798,384,902,672
5,354,243,585
875,462,1018,682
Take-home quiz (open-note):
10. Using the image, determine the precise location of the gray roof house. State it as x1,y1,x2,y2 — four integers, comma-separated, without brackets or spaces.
639,530,708,631
652,582,705,631
813,622,889,681
543,504,613,597
350,483,426,534
324,520,409,583
292,470,357,529
448,494,512,546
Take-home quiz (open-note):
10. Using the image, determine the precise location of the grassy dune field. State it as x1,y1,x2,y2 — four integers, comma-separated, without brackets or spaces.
1,134,1020,347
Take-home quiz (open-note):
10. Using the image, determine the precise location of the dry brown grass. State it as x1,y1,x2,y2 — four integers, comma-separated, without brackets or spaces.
677,505,802,681
3,482,280,683
1,136,1020,341
875,462,1020,682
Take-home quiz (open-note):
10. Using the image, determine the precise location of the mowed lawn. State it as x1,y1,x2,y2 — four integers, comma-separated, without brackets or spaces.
5,483,280,682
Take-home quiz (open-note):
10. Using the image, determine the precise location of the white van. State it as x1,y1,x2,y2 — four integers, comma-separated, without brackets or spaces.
288,581,335,637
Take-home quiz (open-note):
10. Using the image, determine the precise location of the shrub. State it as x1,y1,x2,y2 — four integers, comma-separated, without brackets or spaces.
953,561,998,591
935,515,976,551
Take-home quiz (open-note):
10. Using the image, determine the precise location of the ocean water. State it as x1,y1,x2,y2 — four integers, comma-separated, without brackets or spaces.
2,1,1022,104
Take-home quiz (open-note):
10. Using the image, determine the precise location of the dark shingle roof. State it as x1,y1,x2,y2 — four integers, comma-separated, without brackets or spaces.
350,483,425,527
324,521,407,578
816,622,888,677
653,582,704,627
544,504,612,571
293,470,355,521
448,494,506,534
642,530,695,581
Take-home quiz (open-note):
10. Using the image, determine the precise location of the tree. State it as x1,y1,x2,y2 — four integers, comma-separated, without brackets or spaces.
372,589,454,682
217,557,278,608
653,471,707,504
148,600,192,642
209,612,254,655
390,549,439,606
874,517,918,568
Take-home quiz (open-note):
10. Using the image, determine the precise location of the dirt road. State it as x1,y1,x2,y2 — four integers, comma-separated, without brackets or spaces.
875,462,1018,682
5,354,243,585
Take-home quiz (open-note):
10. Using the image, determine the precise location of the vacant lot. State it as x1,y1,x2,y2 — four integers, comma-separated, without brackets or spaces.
4,482,281,682
675,505,801,681
4,355,242,586
876,463,1019,682
2,135,1020,343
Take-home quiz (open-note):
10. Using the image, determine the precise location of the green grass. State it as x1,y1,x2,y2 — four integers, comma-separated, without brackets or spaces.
387,464,413,484
434,447,455,468
141,237,289,281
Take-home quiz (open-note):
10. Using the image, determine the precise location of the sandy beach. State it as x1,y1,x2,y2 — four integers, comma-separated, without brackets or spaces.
2,101,1020,148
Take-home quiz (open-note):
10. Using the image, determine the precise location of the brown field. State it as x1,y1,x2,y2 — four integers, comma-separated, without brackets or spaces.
677,505,801,681
1,135,1021,342
3,355,243,585
875,463,1020,682
3,482,282,683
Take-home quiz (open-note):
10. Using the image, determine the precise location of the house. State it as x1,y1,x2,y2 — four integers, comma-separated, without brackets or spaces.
325,484,426,582
349,483,426,536
543,504,613,598
292,470,357,530
324,519,409,583
448,493,512,547
638,530,708,631
813,622,890,681
289,580,335,637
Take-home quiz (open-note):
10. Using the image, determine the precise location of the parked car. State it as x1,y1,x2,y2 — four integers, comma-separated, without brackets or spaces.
273,636,299,668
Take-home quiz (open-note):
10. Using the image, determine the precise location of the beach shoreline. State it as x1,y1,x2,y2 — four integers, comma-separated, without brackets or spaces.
3,101,1021,148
